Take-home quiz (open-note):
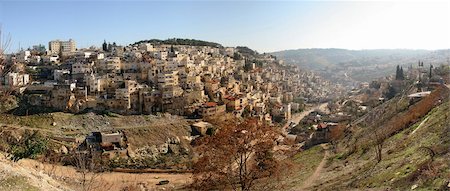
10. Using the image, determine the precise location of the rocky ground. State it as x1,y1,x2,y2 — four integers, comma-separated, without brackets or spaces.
0,151,192,191
0,111,196,190
0,152,70,191
291,91,450,190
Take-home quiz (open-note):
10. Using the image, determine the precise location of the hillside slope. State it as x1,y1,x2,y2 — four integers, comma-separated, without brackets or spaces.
0,152,70,191
304,88,450,190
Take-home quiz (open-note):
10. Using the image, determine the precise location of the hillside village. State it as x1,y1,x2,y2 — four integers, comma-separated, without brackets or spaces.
1,0,450,190
1,39,344,123
282,57,449,144
0,38,449,191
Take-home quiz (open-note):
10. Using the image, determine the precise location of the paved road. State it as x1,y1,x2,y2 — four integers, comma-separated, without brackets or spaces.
282,103,328,135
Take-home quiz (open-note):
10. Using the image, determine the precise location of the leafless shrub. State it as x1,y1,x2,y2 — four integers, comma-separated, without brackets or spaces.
0,26,13,98
191,119,281,191
42,151,64,180
72,151,106,191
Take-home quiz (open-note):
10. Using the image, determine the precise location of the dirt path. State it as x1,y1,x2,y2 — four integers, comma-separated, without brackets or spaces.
411,116,430,135
18,159,192,191
296,144,329,191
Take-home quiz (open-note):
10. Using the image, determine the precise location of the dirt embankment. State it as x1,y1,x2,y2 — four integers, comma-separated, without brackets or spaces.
305,95,450,190
0,112,196,190
0,152,71,191
0,152,192,191
18,158,192,191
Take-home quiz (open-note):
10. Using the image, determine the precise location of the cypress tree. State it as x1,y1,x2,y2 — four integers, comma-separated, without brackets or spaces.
102,40,108,52
429,64,433,79
400,66,404,80
107,43,112,52
395,65,400,80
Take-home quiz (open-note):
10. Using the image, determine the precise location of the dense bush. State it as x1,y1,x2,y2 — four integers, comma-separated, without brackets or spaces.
236,46,257,56
0,95,17,113
10,130,48,161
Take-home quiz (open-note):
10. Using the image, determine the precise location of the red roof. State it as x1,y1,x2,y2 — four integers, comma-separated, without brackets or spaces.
205,102,217,107
207,79,220,84
317,123,327,129
225,95,237,101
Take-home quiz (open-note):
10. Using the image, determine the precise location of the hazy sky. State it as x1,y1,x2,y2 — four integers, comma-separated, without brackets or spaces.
0,1,449,53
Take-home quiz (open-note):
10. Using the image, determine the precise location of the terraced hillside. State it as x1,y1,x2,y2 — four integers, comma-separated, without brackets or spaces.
296,86,450,190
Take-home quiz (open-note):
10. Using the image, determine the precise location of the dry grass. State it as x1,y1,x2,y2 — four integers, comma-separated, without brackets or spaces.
283,145,325,188
309,99,450,190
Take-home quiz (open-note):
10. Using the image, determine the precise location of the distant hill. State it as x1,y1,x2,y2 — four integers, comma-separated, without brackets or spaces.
271,49,450,84
271,49,443,70
132,38,223,48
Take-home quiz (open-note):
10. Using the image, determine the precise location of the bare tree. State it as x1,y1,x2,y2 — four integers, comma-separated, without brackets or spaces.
0,25,11,73
0,25,11,58
72,151,103,191
192,119,280,191
372,129,385,163
42,150,65,181
0,25,12,97
365,115,388,163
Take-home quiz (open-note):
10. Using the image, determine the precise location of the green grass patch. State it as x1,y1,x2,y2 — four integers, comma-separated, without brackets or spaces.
0,176,39,191
0,114,54,129
286,146,325,186
408,105,441,133
364,169,396,188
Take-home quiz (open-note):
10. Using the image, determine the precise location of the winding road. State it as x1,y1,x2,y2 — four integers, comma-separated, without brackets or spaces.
282,103,328,135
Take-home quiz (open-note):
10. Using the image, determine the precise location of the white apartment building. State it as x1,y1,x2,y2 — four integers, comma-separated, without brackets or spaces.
139,43,154,52
85,74,107,93
54,69,70,81
17,51,31,62
5,72,30,87
157,71,179,88
48,39,76,55
72,62,93,74
103,57,122,72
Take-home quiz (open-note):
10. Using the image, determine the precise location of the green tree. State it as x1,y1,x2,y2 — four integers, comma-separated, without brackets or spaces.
395,65,404,80
233,52,242,60
429,64,433,79
10,130,48,161
102,40,108,52
384,85,397,99
399,66,404,80
395,65,400,80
